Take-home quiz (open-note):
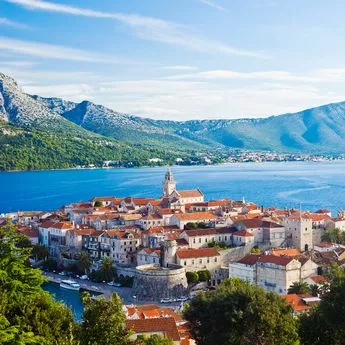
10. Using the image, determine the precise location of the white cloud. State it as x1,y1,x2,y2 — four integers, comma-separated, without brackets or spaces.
198,0,228,12
0,36,120,63
17,73,343,120
161,65,199,71
0,60,39,67
166,68,345,83
6,0,267,58
0,17,29,29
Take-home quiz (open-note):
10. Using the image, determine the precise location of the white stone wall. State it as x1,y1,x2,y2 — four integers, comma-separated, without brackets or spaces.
229,262,256,283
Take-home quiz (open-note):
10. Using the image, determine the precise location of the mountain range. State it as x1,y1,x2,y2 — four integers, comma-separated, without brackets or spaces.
1,72,345,170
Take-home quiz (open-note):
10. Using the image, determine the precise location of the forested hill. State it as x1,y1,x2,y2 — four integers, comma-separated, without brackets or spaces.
2,71,345,171
37,89,345,154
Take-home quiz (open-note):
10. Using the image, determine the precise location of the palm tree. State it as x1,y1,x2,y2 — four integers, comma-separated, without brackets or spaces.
100,256,115,282
288,281,311,295
79,251,91,275
310,284,320,297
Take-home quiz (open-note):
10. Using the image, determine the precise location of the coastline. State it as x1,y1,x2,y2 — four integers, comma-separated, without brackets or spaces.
1,157,343,174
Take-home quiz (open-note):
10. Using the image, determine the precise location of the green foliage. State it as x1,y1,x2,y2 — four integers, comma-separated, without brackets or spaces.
32,244,49,261
186,271,199,284
322,228,345,244
0,121,216,171
42,258,58,271
79,293,129,345
197,270,211,282
184,222,197,230
309,284,320,297
135,334,174,345
184,278,300,345
250,246,261,254
299,266,345,345
0,222,77,344
207,240,231,250
288,281,311,295
94,200,102,207
90,257,116,283
78,251,91,274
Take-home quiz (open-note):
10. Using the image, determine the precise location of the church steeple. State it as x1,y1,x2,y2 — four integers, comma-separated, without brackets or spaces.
163,168,176,197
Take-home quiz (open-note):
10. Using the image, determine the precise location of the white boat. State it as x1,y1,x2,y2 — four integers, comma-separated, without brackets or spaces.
60,280,80,291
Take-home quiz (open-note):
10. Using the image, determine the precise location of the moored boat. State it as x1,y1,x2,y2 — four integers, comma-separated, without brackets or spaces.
60,280,80,291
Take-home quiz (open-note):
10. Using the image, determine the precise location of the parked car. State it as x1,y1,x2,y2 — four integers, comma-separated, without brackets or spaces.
80,275,88,280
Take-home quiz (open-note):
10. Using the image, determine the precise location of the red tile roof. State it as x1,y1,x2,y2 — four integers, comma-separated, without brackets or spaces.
17,227,38,238
236,254,261,265
270,248,302,257
126,317,180,341
258,254,295,266
176,247,220,259
174,212,217,221
309,275,328,284
39,221,73,230
281,294,310,312
234,230,254,237
177,189,203,198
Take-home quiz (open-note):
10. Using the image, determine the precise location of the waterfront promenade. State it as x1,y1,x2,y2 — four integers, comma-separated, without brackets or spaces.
42,272,133,303
43,271,184,308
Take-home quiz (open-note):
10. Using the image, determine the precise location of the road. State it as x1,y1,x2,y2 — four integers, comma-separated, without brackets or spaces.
42,271,133,303
42,272,184,308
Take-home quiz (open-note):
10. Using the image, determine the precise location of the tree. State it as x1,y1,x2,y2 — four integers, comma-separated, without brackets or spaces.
186,271,199,285
321,228,345,244
100,256,115,282
42,257,58,271
135,334,174,345
184,278,299,345
78,251,91,274
185,222,197,230
0,222,77,344
250,246,261,254
310,284,320,297
197,270,211,282
94,200,103,207
32,244,49,261
17,235,33,248
288,281,311,295
299,266,345,345
80,293,130,345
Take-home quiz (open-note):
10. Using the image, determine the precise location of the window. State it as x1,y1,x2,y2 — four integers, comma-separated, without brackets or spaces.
199,259,202,264
199,238,201,243
214,257,217,262
192,260,195,265
205,238,208,243
184,261,187,266
193,238,196,244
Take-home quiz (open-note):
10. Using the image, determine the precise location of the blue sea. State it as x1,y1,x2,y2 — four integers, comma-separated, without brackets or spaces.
42,282,84,321
1,162,345,215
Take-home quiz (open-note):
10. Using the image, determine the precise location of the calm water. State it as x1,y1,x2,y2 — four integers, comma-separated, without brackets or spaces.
1,162,345,214
42,282,84,321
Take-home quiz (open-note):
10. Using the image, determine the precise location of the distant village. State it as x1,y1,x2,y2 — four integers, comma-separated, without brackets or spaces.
2,169,345,344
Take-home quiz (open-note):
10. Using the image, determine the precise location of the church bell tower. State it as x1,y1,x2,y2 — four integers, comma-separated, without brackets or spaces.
163,168,176,197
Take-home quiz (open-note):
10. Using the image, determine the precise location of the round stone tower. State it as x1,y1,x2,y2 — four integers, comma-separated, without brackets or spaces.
161,240,177,267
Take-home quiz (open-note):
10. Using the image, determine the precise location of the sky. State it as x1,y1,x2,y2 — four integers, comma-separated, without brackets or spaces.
2,0,345,120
